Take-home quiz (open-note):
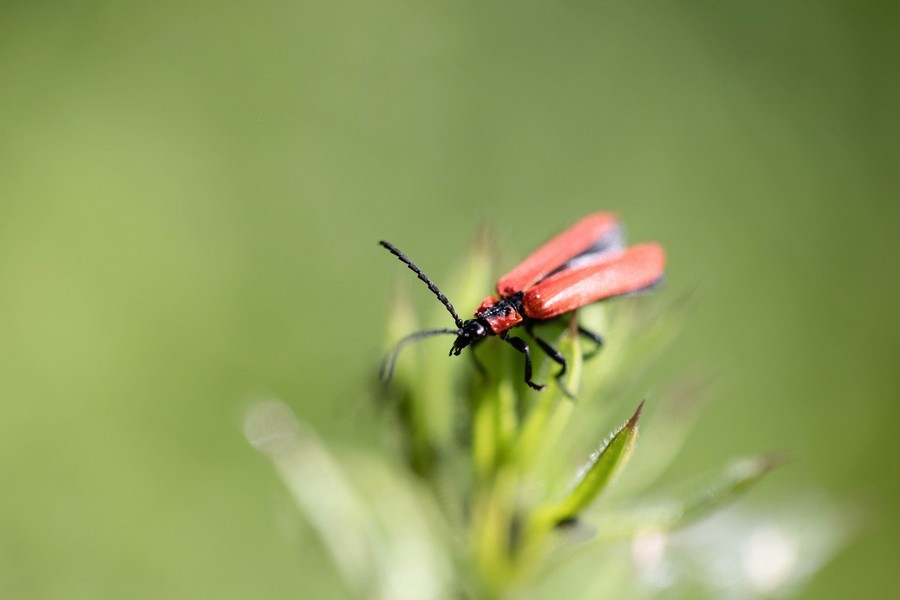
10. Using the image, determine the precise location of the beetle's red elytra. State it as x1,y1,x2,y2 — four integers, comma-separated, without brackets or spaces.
380,212,665,395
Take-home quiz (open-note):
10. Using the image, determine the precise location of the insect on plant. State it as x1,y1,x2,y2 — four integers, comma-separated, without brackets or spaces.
380,213,665,395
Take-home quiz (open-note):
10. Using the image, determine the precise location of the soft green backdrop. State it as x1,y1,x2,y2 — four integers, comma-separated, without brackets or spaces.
1,1,897,598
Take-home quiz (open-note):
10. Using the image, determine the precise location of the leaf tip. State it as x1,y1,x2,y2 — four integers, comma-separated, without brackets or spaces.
626,400,646,430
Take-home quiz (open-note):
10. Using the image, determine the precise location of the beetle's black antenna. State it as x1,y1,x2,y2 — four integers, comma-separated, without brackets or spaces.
381,328,460,381
379,240,464,329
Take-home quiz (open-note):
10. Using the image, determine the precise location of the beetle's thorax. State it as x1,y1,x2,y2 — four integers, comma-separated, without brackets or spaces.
476,291,525,333
450,292,525,356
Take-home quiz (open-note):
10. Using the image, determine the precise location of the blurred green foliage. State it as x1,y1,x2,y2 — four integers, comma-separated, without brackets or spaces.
0,1,896,598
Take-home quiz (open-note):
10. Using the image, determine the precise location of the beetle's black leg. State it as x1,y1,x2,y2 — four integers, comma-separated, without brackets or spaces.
524,323,567,378
500,332,545,391
525,324,574,399
577,326,604,360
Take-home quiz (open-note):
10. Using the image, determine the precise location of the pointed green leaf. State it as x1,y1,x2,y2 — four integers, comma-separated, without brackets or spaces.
544,401,644,524
610,375,714,498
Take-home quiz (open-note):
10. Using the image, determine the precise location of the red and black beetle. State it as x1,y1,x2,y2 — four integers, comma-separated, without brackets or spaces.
380,213,665,393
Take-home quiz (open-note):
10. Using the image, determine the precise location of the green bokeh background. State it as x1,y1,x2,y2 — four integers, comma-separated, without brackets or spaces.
1,1,897,598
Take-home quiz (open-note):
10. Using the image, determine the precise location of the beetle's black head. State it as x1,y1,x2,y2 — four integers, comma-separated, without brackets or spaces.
450,319,489,356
